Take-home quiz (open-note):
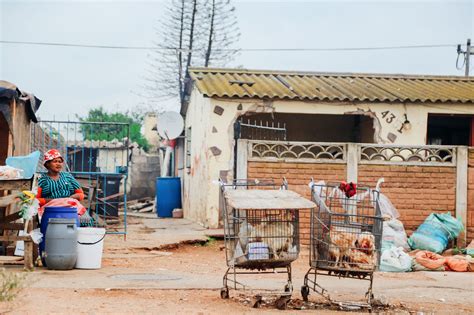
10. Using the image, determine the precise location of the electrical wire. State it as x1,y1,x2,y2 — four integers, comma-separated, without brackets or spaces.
456,52,466,70
0,40,457,52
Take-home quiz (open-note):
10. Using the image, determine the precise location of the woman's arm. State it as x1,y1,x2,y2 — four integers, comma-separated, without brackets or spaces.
67,173,85,201
36,187,46,206
70,189,84,201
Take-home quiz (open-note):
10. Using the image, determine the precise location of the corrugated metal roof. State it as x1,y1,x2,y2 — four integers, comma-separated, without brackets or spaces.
188,68,474,104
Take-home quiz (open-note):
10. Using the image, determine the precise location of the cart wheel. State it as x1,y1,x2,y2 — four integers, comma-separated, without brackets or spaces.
368,293,374,304
284,283,293,293
275,295,290,310
252,295,263,308
301,285,310,302
220,287,229,299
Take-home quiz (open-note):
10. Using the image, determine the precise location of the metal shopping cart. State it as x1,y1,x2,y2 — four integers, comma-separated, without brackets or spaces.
301,180,383,310
219,178,315,309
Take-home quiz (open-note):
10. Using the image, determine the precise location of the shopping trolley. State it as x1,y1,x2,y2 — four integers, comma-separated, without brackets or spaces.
219,178,315,309
301,180,383,309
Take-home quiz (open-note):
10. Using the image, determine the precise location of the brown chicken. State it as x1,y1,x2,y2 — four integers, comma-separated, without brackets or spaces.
328,227,356,268
347,232,377,270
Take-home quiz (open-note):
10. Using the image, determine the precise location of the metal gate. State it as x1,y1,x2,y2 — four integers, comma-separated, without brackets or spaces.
232,118,287,179
31,120,130,235
234,118,287,141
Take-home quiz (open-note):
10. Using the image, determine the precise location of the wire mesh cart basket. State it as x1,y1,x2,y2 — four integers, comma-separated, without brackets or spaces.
301,180,383,309
219,178,315,309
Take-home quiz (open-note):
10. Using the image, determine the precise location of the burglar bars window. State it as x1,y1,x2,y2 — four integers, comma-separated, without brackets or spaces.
185,127,191,169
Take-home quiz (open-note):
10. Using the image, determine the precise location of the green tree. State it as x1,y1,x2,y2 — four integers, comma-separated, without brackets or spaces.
78,107,150,152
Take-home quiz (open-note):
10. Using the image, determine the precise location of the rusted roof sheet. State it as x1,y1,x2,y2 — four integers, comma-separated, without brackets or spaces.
189,68,474,104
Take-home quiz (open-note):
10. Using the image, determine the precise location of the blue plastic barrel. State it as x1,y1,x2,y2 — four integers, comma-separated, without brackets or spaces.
156,177,182,218
40,207,79,262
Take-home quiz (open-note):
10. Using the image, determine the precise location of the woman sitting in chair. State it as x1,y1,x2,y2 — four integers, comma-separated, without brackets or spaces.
36,149,86,215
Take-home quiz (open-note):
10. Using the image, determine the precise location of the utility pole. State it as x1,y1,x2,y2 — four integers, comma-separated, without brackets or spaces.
466,39,471,77
457,38,472,77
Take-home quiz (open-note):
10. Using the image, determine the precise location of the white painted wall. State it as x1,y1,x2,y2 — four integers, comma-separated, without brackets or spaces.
143,113,160,151
97,148,127,173
183,90,474,228
182,89,214,227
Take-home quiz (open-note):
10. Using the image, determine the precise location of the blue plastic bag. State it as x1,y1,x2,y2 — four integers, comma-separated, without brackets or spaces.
408,213,464,253
6,151,40,179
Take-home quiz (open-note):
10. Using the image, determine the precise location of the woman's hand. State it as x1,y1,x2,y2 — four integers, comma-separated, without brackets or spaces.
69,193,82,201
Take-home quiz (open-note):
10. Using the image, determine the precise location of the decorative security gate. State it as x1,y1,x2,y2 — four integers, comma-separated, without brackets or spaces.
232,118,287,178
234,118,287,141
31,120,130,235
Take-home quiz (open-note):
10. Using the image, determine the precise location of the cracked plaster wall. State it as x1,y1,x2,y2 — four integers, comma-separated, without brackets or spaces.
183,93,473,228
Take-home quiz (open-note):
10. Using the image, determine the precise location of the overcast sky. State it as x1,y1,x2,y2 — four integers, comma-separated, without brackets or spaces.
1,0,473,121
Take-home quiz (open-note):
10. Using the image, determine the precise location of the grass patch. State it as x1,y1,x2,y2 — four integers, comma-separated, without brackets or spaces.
206,236,217,246
0,268,27,302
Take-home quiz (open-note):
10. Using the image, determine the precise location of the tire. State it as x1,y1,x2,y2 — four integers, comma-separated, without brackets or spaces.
276,296,290,310
301,285,310,302
220,287,229,299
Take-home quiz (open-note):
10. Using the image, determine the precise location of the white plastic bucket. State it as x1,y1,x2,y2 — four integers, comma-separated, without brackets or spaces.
75,227,106,269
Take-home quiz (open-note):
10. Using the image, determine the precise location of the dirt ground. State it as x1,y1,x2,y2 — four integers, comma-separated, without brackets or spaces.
1,216,473,314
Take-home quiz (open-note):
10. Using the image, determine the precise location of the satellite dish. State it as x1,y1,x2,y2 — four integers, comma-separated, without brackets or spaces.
157,111,184,140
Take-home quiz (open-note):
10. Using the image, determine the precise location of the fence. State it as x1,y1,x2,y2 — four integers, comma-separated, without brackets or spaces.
31,120,130,235
237,139,471,245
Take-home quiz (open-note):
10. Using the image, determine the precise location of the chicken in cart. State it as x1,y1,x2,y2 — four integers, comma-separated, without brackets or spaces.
301,180,383,310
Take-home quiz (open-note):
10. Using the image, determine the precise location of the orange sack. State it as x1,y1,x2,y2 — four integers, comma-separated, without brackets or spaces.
445,255,469,272
415,250,446,270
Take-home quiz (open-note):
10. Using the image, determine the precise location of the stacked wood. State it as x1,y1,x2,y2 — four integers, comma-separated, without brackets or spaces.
0,178,36,270
127,197,154,213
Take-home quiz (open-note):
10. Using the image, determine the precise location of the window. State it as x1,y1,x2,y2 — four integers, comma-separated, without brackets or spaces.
185,127,191,168
235,113,376,143
427,115,473,146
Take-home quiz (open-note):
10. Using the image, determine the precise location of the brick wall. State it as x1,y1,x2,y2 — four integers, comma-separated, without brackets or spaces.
467,148,474,243
244,141,471,245
247,160,461,244
247,161,346,245
359,165,457,235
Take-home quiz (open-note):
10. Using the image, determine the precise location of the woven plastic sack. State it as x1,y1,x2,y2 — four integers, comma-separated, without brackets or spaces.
382,219,409,250
445,255,470,272
412,250,446,271
435,212,463,239
408,213,463,253
378,193,400,219
380,246,412,272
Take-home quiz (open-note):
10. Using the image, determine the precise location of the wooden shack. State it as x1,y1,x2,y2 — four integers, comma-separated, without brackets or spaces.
0,80,41,268
0,80,41,161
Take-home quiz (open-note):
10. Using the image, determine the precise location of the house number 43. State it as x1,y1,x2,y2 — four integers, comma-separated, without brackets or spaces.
380,110,405,134
380,110,396,123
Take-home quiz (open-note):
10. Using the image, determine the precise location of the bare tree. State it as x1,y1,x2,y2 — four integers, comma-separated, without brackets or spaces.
141,0,239,109
202,0,240,67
